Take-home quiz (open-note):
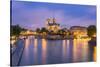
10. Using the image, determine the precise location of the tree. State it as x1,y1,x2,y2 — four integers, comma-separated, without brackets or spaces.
58,29,65,35
41,27,48,32
36,28,41,33
10,25,26,36
87,25,96,37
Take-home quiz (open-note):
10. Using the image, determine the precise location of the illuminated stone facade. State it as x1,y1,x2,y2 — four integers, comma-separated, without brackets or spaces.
46,18,60,33
70,26,88,38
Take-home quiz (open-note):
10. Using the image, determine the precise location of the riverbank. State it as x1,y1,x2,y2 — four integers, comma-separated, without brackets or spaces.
11,39,25,66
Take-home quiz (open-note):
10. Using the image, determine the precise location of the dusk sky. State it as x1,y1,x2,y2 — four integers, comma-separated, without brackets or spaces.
11,1,96,30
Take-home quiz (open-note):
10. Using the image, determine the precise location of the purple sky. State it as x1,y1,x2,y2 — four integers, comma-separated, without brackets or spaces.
11,1,96,30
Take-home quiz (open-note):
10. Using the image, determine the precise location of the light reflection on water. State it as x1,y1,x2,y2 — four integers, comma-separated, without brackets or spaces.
41,39,47,64
19,36,96,66
62,40,66,62
93,47,96,61
33,38,38,64
73,39,89,62
10,39,17,46
24,38,30,63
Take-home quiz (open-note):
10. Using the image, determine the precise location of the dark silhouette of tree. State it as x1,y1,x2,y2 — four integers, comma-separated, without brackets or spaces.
41,27,48,32
36,28,41,33
87,25,96,37
11,25,27,36
11,25,22,36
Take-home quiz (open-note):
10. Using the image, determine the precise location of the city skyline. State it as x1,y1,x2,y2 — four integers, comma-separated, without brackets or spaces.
11,1,97,66
11,1,96,30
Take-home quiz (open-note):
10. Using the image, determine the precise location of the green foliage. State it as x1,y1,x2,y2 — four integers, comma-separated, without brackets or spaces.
11,25,26,36
87,25,96,37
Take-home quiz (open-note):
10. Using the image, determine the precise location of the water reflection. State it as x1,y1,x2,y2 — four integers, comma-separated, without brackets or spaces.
81,39,89,61
62,40,73,63
88,39,96,61
62,40,66,62
34,38,38,48
73,39,77,62
33,38,38,64
17,36,96,66
47,40,62,64
24,38,30,63
93,47,96,61
73,39,90,62
10,39,17,47
41,39,47,64
25,38,30,48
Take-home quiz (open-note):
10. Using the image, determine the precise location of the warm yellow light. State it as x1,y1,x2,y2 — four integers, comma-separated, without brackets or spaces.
34,38,37,48
93,47,97,61
42,39,47,64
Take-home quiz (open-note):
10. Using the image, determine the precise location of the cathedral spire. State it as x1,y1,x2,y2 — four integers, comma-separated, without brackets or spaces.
47,18,50,24
52,11,56,23
53,18,56,23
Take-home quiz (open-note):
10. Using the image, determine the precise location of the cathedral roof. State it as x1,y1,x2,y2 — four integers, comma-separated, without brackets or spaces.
48,22,60,26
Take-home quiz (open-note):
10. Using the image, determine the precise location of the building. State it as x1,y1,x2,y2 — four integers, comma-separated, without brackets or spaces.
20,30,36,36
46,18,60,33
70,26,88,38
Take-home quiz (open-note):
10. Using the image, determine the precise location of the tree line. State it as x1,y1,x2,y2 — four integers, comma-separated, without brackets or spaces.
11,25,96,38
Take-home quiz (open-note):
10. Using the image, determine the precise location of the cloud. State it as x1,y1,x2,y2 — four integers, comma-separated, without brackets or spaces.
11,1,96,30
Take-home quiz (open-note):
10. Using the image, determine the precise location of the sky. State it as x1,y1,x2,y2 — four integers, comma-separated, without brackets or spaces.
11,1,96,30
